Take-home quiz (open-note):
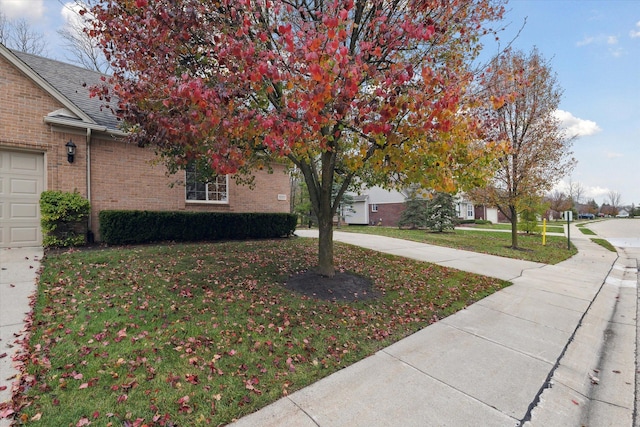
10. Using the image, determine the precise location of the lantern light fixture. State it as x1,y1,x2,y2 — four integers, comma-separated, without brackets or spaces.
65,140,76,163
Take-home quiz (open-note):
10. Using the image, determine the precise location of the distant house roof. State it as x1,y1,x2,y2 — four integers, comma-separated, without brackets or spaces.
2,44,122,134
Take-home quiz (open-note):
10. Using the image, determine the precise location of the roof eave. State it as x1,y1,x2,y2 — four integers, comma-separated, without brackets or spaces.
44,116,127,137
0,44,96,124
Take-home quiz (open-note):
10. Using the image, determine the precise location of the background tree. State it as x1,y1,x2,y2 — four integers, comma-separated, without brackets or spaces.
584,198,599,215
58,2,111,73
545,189,571,220
424,192,457,232
567,178,584,209
607,190,622,214
397,198,429,230
470,47,575,248
290,173,313,227
600,203,615,217
88,0,505,277
0,11,47,55
518,195,547,234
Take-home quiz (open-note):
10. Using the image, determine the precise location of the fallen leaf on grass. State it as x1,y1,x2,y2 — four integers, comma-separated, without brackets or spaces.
0,408,15,418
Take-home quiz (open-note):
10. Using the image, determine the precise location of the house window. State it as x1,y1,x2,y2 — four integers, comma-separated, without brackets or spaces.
467,204,474,218
185,163,229,203
371,204,378,212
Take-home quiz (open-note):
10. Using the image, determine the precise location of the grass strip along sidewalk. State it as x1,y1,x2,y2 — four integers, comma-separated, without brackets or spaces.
7,238,509,426
340,226,576,264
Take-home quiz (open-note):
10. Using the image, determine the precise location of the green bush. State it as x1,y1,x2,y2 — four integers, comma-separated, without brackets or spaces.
99,211,297,245
40,190,90,247
474,219,492,225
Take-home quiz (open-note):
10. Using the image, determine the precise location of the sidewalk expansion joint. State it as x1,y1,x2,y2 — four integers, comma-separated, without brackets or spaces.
517,254,619,426
286,396,321,427
379,347,518,423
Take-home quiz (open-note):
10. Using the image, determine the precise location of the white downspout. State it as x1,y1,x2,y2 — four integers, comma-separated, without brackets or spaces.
86,128,93,240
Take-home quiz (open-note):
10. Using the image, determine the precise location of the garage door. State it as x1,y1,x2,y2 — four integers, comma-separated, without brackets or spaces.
0,150,44,247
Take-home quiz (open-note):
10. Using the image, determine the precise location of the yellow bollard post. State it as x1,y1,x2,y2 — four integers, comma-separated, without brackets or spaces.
542,218,546,246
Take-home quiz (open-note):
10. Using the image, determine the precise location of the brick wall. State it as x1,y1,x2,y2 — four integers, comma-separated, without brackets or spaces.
0,54,78,192
90,137,291,239
371,202,405,227
2,53,291,243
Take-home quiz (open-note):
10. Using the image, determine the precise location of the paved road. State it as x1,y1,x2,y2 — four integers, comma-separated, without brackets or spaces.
587,219,640,427
588,218,640,249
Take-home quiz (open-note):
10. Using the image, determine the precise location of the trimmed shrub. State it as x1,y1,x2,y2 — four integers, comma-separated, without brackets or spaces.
40,190,90,247
474,219,492,225
99,210,297,245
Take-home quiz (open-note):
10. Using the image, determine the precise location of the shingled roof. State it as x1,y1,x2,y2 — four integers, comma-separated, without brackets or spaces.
8,48,121,132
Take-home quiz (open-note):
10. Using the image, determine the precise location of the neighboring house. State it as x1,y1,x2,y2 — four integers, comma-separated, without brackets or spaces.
343,194,369,225
343,187,485,227
473,204,499,224
344,186,408,226
454,194,475,221
0,45,290,248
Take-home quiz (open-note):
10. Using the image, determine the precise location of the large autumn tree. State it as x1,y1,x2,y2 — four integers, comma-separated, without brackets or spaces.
88,0,505,276
470,47,575,248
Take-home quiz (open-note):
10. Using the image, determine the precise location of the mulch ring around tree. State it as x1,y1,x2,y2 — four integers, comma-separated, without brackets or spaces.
285,269,380,302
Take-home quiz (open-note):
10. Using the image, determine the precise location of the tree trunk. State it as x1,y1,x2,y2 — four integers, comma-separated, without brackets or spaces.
295,148,339,277
316,213,334,277
509,204,518,249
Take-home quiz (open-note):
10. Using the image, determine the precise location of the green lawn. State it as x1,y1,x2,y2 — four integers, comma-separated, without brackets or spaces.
458,222,565,233
591,238,616,252
341,226,576,264
577,226,597,235
13,239,509,426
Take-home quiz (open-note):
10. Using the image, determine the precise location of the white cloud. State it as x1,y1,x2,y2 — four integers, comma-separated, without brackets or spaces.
609,47,625,57
553,110,602,138
605,151,623,159
552,180,611,204
630,21,640,38
585,186,610,200
0,0,44,19
576,36,595,47
60,2,90,30
577,34,627,56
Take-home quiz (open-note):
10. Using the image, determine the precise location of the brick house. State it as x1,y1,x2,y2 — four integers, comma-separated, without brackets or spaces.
0,45,290,248
344,186,483,227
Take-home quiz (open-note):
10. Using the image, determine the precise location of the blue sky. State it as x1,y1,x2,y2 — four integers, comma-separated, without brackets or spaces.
489,0,640,207
2,0,639,207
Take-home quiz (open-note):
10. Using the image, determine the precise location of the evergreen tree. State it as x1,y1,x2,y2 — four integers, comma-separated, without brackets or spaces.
398,198,429,229
425,192,457,232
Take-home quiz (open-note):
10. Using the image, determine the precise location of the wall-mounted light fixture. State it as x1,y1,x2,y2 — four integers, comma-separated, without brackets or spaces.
65,139,76,163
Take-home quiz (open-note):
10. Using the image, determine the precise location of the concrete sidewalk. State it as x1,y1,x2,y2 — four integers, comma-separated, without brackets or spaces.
0,247,42,426
230,226,635,426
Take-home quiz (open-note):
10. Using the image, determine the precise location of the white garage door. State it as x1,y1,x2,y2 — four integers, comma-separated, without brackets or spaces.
0,150,44,247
